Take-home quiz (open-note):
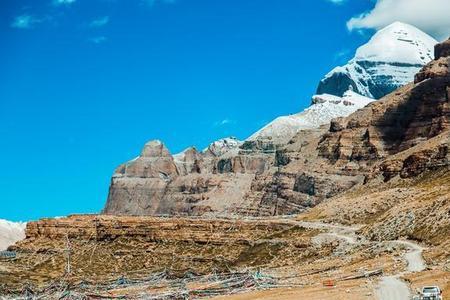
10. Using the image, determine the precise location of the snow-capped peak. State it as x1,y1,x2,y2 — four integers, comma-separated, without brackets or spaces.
355,22,437,65
317,22,437,99
0,219,27,251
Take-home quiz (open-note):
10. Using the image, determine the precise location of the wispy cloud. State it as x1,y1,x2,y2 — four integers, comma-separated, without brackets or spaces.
326,0,346,5
143,0,176,7
89,36,107,44
89,16,109,28
11,15,41,29
213,119,236,127
53,0,76,6
347,0,450,40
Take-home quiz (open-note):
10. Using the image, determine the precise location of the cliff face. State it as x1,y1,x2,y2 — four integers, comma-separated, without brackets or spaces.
104,139,274,216
300,39,450,247
23,215,294,245
104,39,450,218
317,45,450,181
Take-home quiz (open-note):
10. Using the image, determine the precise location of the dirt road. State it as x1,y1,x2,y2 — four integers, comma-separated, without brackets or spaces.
375,240,426,300
295,221,360,245
375,276,411,300
294,220,426,300
219,218,427,300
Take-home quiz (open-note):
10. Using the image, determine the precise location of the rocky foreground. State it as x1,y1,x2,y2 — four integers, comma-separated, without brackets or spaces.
0,213,449,299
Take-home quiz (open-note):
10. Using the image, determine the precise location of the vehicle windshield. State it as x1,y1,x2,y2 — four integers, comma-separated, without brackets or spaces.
423,287,439,293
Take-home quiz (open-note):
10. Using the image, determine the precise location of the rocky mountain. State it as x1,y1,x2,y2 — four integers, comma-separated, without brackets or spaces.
247,22,436,145
303,38,450,248
104,38,450,219
103,137,273,216
247,90,373,144
317,22,437,99
0,219,26,251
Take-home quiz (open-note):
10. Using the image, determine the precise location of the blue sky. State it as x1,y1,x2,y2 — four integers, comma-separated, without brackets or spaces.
0,0,430,221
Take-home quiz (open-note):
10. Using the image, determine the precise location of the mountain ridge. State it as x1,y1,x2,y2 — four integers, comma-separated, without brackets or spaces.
247,22,437,144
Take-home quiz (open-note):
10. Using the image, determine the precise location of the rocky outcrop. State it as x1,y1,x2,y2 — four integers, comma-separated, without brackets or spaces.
435,38,450,59
23,215,293,245
104,137,274,216
174,147,203,175
414,56,449,83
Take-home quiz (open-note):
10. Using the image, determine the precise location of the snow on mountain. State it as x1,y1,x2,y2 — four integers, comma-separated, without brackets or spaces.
248,22,437,144
317,22,437,99
0,219,26,251
248,90,373,144
354,22,436,65
203,137,243,157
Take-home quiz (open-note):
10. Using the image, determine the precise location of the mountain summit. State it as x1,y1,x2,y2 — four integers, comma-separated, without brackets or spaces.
317,22,437,99
248,22,437,143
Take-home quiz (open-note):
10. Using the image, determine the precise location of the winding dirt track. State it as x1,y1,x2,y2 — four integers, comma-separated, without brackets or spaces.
374,240,426,300
293,220,426,300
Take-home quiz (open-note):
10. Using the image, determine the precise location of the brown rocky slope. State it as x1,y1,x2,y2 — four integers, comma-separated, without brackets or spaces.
302,38,450,248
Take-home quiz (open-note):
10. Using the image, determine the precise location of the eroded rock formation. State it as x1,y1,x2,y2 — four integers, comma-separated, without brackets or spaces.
104,138,274,216
104,39,450,218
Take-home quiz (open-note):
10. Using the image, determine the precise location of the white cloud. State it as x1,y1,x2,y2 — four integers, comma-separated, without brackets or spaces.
347,0,450,40
327,0,346,4
54,0,76,6
89,36,107,44
89,16,109,28
214,119,236,127
11,15,41,29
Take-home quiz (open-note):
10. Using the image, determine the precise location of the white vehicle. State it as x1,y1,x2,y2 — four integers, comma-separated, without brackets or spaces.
421,286,443,300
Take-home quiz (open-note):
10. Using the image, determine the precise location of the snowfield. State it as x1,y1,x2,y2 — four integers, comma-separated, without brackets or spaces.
248,90,373,144
354,22,436,65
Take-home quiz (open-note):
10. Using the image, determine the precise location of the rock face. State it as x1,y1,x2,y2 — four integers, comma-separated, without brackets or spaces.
317,38,450,182
435,38,450,59
23,215,293,245
105,39,450,218
104,137,274,216
317,22,437,98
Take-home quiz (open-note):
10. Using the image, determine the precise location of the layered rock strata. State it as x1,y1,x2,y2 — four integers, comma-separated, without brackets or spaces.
105,39,450,217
